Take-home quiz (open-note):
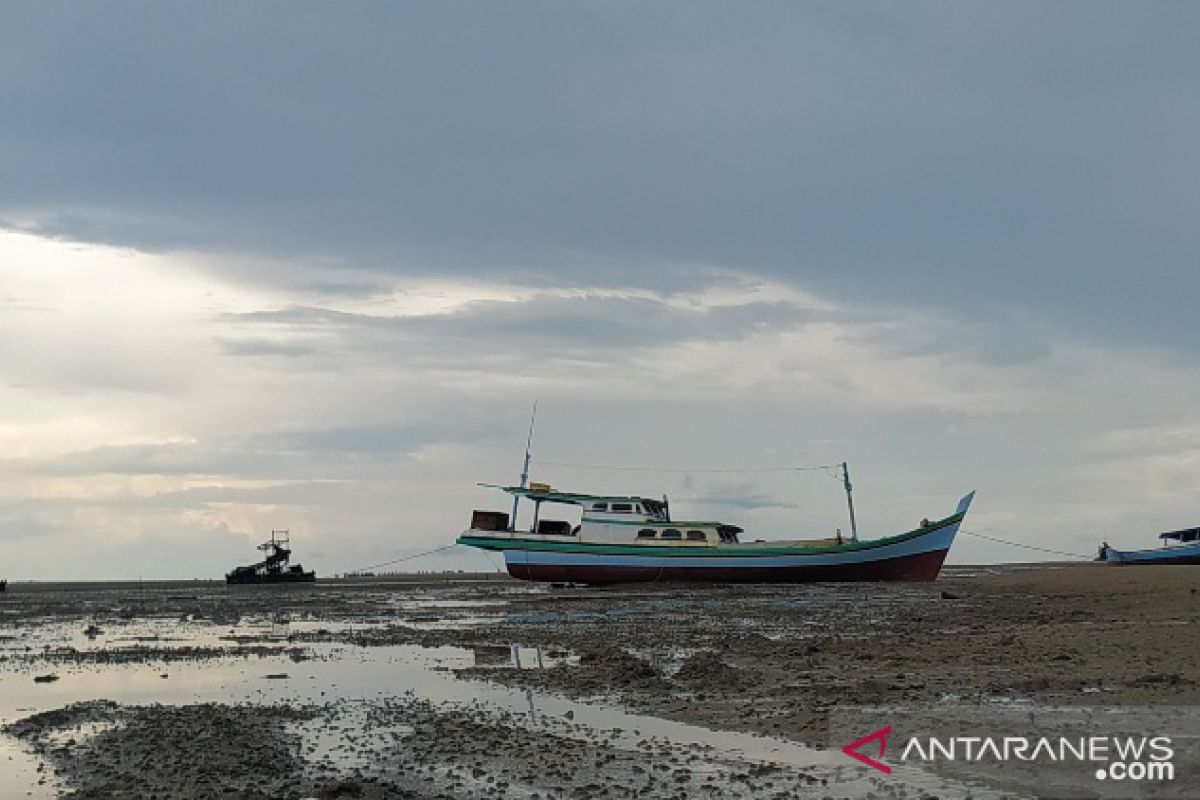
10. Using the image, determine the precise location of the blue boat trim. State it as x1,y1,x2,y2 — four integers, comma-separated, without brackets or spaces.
459,512,963,558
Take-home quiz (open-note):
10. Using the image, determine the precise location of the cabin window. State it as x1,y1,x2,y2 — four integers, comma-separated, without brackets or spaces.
686,530,706,542
661,529,682,540
637,529,656,539
536,519,573,536
590,502,608,511
612,503,633,513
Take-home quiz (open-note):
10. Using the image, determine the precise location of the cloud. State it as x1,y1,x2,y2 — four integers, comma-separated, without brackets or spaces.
1,5,1198,350
685,481,800,511
8,229,1200,578
218,338,321,359
3,6,1200,577
219,294,826,372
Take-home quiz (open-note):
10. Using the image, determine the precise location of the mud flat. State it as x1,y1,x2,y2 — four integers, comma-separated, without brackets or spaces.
455,565,1200,743
1,565,1197,798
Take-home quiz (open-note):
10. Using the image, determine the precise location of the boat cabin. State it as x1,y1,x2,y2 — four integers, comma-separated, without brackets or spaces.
467,484,742,546
1160,527,1200,546
583,497,669,522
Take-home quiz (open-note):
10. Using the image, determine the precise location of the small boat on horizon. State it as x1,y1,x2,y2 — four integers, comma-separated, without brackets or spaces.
226,530,316,584
458,479,975,584
1098,527,1200,566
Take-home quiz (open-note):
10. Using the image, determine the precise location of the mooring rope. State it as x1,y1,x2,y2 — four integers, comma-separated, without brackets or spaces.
958,528,1093,560
533,460,842,474
337,526,1092,577
341,543,462,576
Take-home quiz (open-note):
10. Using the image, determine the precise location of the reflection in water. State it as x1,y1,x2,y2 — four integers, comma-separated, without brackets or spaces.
1,621,839,790
0,598,1010,799
0,736,58,800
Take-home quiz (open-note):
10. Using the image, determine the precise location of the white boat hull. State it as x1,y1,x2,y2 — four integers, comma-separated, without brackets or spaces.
460,493,973,584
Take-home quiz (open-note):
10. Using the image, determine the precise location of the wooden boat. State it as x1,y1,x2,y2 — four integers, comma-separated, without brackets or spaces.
1100,527,1200,565
459,483,975,584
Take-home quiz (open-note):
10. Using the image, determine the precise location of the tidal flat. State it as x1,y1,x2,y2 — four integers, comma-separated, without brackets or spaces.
1,565,1197,799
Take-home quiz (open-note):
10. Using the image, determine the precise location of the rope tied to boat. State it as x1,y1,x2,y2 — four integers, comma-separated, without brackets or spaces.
340,543,463,576
532,460,843,474
958,528,1093,560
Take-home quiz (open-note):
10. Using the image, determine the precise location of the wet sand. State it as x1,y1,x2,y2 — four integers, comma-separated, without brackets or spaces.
1,564,1197,798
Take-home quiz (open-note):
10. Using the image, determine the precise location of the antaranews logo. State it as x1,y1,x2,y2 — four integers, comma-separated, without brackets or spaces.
841,726,1175,784
841,726,892,775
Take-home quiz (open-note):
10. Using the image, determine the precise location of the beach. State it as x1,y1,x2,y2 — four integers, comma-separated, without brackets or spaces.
1,564,1197,798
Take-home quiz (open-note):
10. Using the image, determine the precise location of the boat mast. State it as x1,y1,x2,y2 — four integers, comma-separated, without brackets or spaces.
842,461,858,542
510,401,537,531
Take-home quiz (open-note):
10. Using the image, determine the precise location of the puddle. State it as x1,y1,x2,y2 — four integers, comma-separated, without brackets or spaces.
0,736,60,800
0,633,1010,798
499,644,577,670
398,614,503,631
0,588,1020,799
398,598,508,609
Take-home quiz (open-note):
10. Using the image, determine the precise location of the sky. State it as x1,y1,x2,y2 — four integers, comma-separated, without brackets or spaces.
2,2,1199,579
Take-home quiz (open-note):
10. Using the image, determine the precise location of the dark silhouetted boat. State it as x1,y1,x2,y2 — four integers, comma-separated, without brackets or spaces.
226,530,316,584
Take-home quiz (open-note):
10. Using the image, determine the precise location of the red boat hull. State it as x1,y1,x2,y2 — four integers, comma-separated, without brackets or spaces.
506,546,950,584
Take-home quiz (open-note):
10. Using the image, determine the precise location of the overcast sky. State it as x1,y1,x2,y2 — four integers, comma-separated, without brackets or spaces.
2,3,1199,579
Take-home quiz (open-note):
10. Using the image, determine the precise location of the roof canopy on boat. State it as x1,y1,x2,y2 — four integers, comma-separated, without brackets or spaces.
480,484,662,507
1159,526,1200,541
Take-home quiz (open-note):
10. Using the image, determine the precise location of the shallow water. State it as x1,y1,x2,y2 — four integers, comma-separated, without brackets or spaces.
0,588,1018,799
0,736,60,800
2,635,846,796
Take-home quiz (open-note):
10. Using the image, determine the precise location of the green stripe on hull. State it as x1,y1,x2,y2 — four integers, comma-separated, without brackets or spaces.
459,513,962,558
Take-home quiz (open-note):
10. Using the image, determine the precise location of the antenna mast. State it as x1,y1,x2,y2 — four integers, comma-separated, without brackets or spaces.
510,401,537,531
842,461,859,542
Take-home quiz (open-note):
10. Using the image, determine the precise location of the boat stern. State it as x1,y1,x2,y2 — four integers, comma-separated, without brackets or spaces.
457,530,512,549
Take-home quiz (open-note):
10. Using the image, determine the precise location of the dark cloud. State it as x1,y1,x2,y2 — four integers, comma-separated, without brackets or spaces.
0,510,64,543
1,481,342,515
5,440,290,480
217,338,321,358
256,423,482,458
686,481,799,511
4,419,512,483
6,3,1200,580
1,4,1197,346
848,313,1055,367
220,295,823,368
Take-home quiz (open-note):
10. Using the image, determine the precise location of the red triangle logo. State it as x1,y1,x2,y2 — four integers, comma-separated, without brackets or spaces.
842,726,892,774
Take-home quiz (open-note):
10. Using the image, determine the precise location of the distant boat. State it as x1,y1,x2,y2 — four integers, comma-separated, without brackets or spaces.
0,578,6,593
458,482,975,584
226,530,316,584
1099,527,1200,565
